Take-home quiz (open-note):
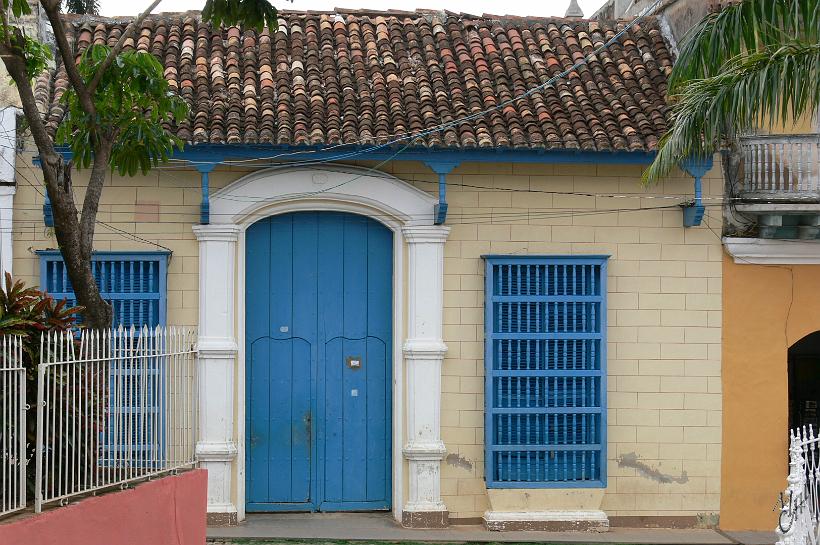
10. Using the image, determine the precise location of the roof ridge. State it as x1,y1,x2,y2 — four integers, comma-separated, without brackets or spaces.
62,8,655,25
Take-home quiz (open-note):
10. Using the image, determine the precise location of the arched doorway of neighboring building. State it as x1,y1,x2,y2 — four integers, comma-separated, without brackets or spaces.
788,331,820,431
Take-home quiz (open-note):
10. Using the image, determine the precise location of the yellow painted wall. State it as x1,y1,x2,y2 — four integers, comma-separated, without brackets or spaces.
12,154,724,521
762,110,819,135
721,256,820,530
411,160,724,519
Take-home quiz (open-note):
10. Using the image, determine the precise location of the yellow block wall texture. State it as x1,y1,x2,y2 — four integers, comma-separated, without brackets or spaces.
11,155,724,521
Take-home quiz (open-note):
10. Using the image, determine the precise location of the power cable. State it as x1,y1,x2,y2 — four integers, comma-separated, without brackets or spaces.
1,153,173,251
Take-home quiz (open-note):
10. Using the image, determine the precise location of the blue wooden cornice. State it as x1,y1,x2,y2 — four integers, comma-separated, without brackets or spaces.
171,144,656,225
42,144,703,227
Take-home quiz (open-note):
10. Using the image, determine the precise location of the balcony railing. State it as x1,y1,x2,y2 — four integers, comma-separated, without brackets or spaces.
739,134,820,201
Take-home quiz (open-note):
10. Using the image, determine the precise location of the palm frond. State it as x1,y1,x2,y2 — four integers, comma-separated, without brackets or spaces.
670,0,820,90
645,40,820,184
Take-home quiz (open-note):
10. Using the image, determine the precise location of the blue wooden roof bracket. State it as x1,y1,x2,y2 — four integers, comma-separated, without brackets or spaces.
196,163,217,224
424,160,460,225
180,151,223,225
679,155,714,227
38,147,221,225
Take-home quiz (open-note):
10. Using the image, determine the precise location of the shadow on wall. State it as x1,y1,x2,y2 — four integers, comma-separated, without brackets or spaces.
0,469,207,545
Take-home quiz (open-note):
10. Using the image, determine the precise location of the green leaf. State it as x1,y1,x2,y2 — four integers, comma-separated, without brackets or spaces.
7,0,32,17
645,39,820,184
670,0,819,91
202,0,278,31
63,0,101,14
56,44,189,174
4,33,53,86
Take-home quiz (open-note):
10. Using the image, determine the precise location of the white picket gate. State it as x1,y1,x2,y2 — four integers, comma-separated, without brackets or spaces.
0,336,26,517
34,327,198,512
777,426,820,545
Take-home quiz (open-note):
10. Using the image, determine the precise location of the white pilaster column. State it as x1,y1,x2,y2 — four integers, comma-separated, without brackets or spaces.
0,107,18,278
0,186,16,278
401,225,450,528
193,224,240,524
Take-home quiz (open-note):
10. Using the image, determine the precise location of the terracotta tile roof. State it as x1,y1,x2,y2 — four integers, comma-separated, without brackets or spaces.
35,10,674,152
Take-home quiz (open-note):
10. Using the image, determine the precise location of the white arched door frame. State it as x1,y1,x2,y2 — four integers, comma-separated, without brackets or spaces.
192,165,451,527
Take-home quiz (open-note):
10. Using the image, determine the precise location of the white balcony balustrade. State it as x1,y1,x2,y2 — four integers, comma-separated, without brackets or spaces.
736,134,820,238
740,134,820,199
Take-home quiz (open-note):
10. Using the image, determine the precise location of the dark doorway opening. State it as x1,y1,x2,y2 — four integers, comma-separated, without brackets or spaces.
788,331,820,431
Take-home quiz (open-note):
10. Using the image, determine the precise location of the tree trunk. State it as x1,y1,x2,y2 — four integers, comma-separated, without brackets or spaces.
0,18,114,329
43,158,113,329
721,140,749,238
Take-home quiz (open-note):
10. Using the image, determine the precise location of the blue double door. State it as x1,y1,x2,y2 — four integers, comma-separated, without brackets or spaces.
245,212,393,512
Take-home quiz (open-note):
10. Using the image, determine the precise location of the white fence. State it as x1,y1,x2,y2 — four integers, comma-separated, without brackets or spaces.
0,336,26,517
740,134,820,198
34,327,198,513
777,426,820,545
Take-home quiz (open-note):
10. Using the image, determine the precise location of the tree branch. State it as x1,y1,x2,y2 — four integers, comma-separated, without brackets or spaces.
39,0,97,118
0,7,12,47
78,136,112,257
86,0,162,94
0,39,62,183
0,36,84,273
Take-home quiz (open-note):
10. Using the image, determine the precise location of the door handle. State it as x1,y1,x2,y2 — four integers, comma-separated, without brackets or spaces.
304,412,312,444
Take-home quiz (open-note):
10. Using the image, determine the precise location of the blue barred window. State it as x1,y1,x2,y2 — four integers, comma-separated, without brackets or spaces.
38,251,170,467
484,255,608,488
38,251,169,328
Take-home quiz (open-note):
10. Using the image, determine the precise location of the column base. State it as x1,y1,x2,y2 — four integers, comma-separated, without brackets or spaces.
483,510,609,532
207,511,238,527
402,510,450,529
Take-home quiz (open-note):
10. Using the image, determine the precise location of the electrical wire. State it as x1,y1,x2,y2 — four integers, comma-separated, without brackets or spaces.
0,201,730,233
2,153,174,251
0,141,735,203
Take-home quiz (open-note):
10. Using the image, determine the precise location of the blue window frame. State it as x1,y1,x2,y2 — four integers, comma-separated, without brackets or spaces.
38,251,170,467
38,251,169,328
483,255,608,488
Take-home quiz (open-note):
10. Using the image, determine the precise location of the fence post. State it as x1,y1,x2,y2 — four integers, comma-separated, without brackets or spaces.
778,428,812,545
26,327,198,512
34,333,46,513
16,337,25,509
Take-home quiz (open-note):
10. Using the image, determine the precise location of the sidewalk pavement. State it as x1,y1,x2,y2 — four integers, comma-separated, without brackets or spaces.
207,513,778,545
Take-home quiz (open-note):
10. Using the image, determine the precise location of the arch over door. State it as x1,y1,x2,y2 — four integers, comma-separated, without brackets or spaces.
245,212,392,512
789,331,820,431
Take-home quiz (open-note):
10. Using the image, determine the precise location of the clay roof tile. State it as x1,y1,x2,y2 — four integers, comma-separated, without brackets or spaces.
35,9,672,152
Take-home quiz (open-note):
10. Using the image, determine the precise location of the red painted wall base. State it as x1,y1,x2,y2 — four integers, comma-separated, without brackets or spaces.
0,469,207,545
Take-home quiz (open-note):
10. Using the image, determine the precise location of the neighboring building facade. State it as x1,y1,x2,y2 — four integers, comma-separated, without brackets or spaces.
0,2,50,280
12,10,724,529
720,113,820,530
